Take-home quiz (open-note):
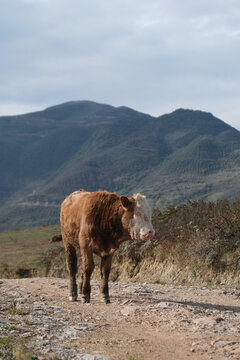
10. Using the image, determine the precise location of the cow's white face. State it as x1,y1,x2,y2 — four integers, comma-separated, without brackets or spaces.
132,193,155,240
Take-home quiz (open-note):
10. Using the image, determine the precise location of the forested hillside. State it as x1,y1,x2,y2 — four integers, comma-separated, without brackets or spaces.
1,101,240,230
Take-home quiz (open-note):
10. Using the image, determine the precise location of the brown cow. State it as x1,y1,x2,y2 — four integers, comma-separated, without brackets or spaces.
52,189,155,303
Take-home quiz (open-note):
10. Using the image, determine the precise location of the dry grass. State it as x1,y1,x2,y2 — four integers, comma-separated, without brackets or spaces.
114,200,240,287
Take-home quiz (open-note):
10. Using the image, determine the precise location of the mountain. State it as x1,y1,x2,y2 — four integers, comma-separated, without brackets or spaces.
1,100,240,231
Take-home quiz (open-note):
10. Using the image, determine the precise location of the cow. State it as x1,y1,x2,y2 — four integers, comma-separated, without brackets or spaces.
52,189,155,304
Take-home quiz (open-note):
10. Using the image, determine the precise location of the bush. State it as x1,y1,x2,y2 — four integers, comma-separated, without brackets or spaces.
116,199,240,274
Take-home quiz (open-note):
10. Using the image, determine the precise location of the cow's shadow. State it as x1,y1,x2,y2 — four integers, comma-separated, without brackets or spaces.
157,298,240,313
114,294,240,313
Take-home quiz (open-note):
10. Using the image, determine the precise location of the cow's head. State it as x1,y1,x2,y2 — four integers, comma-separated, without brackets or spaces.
120,193,155,241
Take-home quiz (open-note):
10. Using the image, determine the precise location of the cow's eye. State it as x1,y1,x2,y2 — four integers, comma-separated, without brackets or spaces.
135,212,147,220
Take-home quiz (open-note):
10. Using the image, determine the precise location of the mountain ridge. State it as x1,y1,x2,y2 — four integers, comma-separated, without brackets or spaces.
1,101,240,231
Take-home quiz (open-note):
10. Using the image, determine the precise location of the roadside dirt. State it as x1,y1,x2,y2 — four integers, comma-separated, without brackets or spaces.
0,278,239,360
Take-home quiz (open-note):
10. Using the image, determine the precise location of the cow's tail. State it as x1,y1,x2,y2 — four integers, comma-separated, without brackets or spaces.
51,234,63,242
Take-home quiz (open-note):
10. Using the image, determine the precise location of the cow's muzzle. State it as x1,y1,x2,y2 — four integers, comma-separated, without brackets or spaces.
142,230,155,240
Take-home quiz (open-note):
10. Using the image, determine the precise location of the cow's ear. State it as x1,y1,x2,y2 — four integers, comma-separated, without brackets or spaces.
120,196,131,210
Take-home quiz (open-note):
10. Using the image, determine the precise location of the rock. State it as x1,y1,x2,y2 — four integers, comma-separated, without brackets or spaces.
158,301,172,308
215,317,224,323
78,356,115,360
194,316,217,327
120,306,136,316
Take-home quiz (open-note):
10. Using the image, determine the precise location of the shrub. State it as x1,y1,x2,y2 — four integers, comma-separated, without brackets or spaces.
116,199,240,274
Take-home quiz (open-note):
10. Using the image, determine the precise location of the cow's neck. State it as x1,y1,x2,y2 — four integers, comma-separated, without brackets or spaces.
117,234,132,245
94,234,131,257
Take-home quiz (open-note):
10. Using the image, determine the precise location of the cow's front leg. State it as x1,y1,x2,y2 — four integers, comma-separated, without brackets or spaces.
79,273,83,295
80,244,95,303
65,243,78,301
100,255,113,304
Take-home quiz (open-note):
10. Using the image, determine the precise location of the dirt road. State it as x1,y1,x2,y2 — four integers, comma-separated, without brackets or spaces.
0,278,239,359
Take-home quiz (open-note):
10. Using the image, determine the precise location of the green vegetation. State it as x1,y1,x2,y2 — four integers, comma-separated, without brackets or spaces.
0,336,13,360
8,301,32,316
0,199,239,288
0,336,38,360
1,101,240,231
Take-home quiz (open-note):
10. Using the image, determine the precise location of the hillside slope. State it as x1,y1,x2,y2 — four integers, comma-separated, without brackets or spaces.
1,101,240,230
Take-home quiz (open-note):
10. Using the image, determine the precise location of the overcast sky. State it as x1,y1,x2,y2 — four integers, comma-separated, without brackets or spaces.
1,0,240,128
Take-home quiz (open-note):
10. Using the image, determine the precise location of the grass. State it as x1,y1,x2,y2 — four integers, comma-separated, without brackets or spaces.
8,301,32,316
0,225,61,278
2,325,16,331
153,280,167,285
114,199,240,287
0,336,38,360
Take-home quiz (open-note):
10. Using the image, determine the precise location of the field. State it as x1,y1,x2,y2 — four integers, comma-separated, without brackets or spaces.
0,225,61,278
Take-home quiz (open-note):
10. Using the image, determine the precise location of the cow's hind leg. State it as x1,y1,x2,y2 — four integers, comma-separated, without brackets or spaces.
100,255,113,304
80,244,95,303
65,244,78,301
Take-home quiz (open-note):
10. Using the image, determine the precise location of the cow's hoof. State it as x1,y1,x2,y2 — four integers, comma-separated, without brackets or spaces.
69,295,77,302
82,296,90,304
102,296,110,304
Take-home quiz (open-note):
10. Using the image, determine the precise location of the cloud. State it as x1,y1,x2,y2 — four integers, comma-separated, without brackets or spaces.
0,0,240,128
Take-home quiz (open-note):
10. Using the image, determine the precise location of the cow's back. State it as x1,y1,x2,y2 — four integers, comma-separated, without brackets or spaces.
60,190,127,246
